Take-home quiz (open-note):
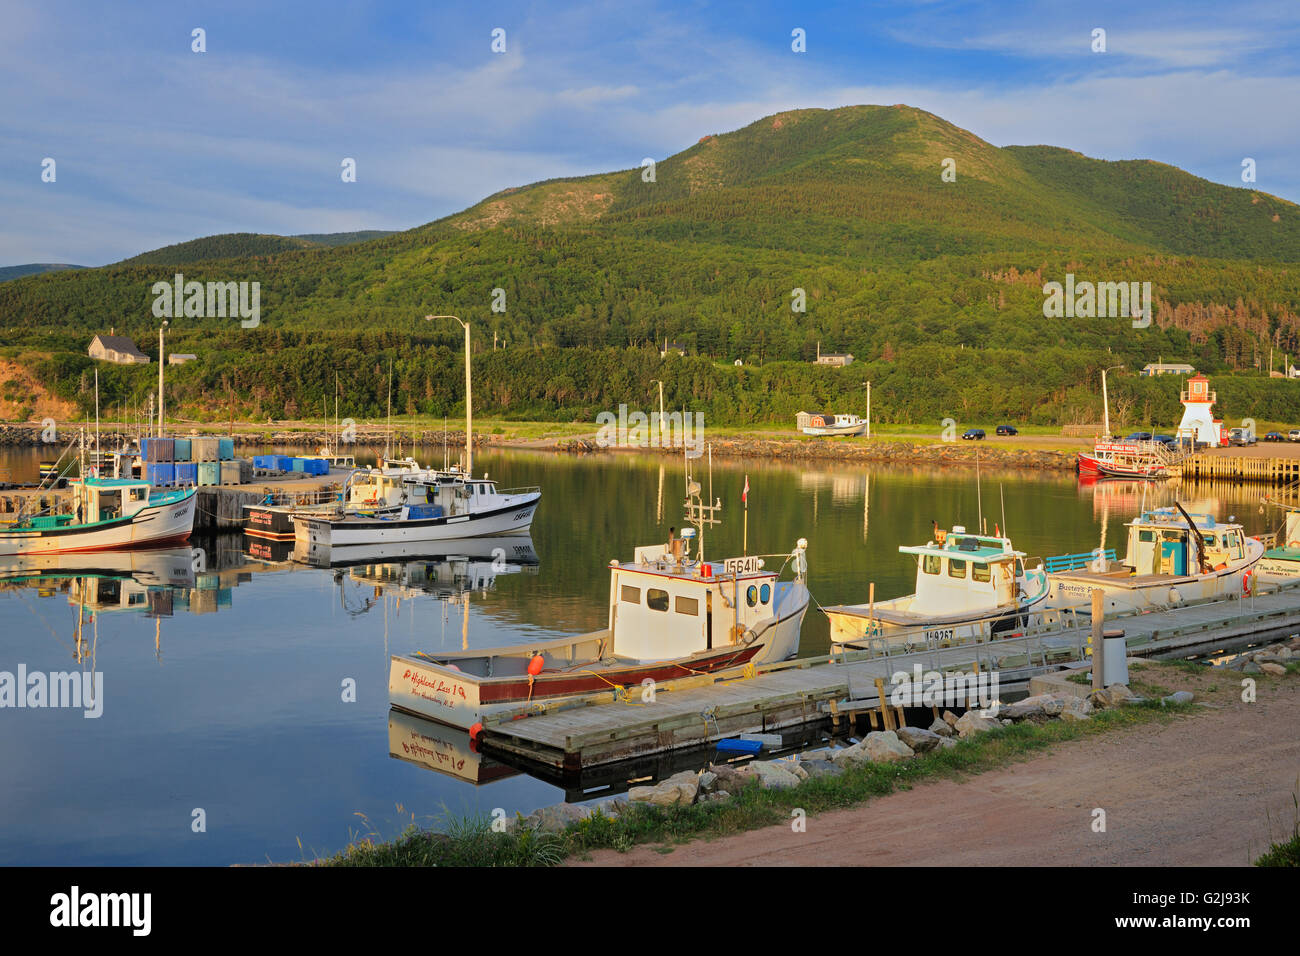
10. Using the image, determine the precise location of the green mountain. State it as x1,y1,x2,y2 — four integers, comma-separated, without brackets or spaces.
3,104,1300,428
115,230,397,266
0,263,84,283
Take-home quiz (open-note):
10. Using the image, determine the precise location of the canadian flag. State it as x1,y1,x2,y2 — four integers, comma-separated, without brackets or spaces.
742,474,750,504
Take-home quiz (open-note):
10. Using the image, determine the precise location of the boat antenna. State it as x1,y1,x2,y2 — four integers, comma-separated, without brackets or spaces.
1000,483,1007,539
385,356,393,460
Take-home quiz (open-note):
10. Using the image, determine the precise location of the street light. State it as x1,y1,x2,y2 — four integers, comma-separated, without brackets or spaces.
1101,364,1124,438
158,320,169,437
426,315,472,475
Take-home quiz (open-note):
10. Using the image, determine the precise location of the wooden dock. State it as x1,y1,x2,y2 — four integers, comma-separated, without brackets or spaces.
1175,450,1300,484
476,582,1300,771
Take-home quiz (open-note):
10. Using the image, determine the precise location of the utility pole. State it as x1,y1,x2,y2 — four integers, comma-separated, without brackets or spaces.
157,320,168,436
426,314,472,475
1101,364,1124,438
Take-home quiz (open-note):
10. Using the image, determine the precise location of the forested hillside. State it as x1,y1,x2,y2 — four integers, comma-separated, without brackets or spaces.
3,105,1299,428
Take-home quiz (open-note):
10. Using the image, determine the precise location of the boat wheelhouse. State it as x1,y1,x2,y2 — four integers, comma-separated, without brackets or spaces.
1077,440,1171,480
1044,506,1263,613
0,477,196,556
822,524,1050,652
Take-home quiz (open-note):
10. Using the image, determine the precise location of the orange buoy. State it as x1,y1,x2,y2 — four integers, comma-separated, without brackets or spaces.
527,654,545,676
1242,572,1252,596
468,721,483,739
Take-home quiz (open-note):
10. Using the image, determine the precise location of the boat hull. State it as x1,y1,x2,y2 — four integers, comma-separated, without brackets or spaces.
0,490,197,556
802,423,867,437
1044,542,1264,613
295,493,540,547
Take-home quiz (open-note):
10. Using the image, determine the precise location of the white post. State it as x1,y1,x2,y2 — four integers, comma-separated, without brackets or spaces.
866,380,871,439
463,319,473,476
157,322,166,436
1101,368,1110,438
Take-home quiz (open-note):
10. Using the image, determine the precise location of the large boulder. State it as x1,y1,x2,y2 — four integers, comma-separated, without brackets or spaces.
896,726,943,753
864,730,916,762
1057,695,1094,721
1259,662,1287,676
929,718,954,737
628,769,701,806
748,760,803,789
1242,661,1262,674
1161,691,1195,706
800,759,845,778
707,763,759,794
831,740,873,769
954,711,1001,738
942,710,960,729
522,802,592,832
1000,694,1053,720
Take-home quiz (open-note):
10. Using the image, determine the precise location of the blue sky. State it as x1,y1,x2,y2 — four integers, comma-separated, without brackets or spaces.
3,0,1299,265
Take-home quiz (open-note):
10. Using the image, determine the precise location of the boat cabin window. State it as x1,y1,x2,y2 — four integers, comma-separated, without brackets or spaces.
948,558,966,579
1015,559,1025,577
972,562,991,583
621,585,640,604
1139,530,1155,543
760,584,771,604
647,588,669,612
923,554,941,574
1201,533,1215,547
675,596,698,616
746,585,758,607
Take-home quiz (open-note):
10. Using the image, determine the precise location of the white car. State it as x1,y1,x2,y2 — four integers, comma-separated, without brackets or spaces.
1290,429,1300,442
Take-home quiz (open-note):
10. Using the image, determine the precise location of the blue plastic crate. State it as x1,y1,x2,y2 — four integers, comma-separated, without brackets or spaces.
274,456,293,472
173,438,191,460
176,462,198,485
218,438,234,460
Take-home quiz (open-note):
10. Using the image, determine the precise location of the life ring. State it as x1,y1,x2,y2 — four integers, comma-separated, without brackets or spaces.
1242,572,1252,596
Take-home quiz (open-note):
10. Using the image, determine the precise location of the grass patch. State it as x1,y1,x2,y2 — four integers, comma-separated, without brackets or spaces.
1256,792,1300,867
321,699,1197,867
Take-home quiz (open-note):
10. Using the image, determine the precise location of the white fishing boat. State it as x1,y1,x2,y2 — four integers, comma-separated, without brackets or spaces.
1043,505,1263,613
0,477,196,557
1254,507,1300,583
389,471,810,730
293,472,541,547
822,523,1051,651
802,412,868,437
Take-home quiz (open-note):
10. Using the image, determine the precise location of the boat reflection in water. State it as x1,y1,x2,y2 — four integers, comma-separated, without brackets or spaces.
387,708,521,786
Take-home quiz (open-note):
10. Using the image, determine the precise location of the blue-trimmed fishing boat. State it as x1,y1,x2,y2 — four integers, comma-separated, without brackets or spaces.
0,477,196,556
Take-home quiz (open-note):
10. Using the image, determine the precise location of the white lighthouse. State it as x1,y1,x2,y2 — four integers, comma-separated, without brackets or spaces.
1176,374,1224,446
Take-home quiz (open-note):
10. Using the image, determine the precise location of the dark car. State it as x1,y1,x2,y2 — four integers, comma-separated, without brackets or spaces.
962,428,986,440
1125,431,1153,441
995,424,1018,436
1264,431,1286,442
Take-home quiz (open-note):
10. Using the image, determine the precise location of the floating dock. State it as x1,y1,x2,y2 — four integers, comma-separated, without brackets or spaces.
471,582,1300,772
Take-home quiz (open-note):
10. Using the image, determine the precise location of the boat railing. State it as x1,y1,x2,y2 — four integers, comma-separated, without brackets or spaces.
1043,549,1117,573
259,488,341,508
496,485,542,496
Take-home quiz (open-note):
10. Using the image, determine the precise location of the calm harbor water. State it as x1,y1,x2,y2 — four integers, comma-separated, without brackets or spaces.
0,446,1278,864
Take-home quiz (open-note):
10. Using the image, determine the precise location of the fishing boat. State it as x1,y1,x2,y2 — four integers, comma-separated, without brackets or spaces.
822,523,1050,651
0,545,199,590
293,471,541,547
802,412,868,437
1255,507,1300,583
389,472,810,730
1077,440,1170,479
0,477,196,556
1043,505,1263,613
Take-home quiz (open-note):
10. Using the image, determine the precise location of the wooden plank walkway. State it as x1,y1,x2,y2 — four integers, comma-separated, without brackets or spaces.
478,582,1300,771
1176,452,1300,484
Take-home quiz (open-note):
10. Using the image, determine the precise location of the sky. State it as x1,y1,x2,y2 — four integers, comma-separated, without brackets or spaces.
2,0,1299,265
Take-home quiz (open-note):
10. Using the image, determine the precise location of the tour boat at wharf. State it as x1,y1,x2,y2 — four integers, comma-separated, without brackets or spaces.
1043,505,1263,613
822,523,1050,652
0,476,196,556
389,475,811,730
1076,440,1171,480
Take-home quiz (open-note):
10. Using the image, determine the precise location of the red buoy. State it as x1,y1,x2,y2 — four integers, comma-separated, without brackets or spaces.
527,654,545,676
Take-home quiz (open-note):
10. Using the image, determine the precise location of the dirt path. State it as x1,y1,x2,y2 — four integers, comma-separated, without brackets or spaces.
577,673,1300,867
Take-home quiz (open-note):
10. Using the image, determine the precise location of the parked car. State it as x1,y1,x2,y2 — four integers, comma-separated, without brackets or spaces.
1153,434,1176,445
1228,426,1257,446
995,424,1018,436
1264,431,1286,442
1125,431,1153,441
1289,429,1300,442
962,428,986,440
